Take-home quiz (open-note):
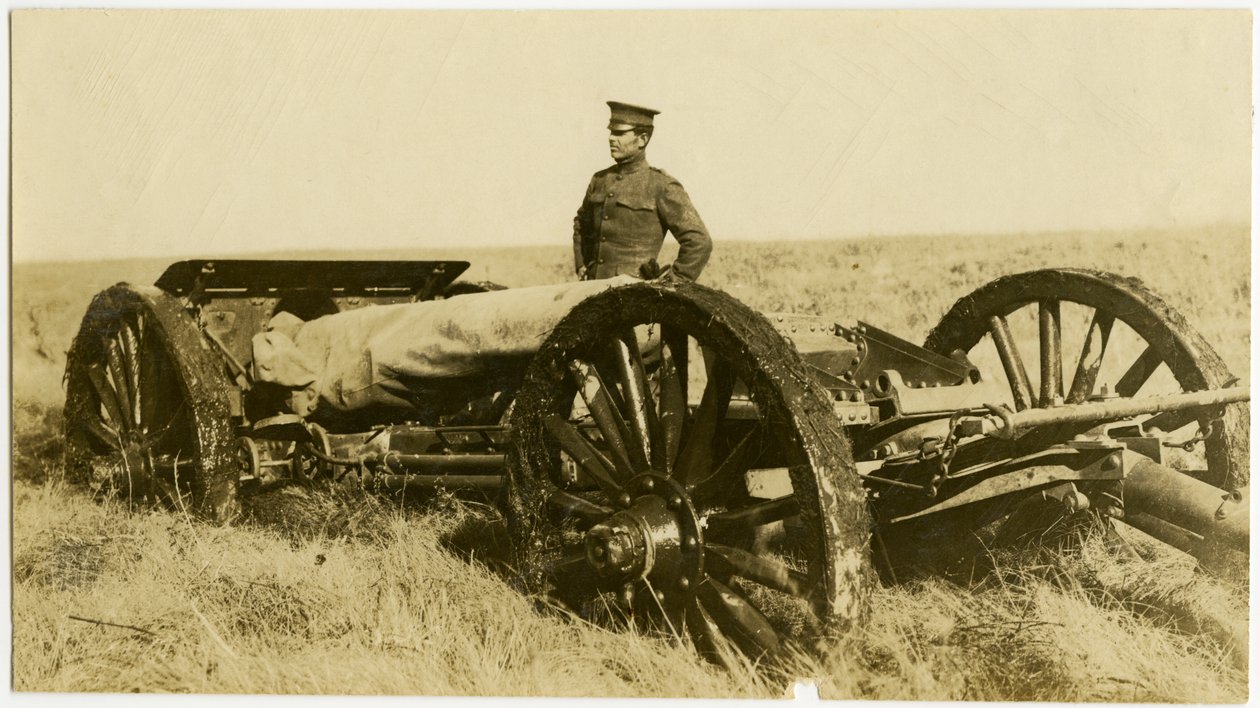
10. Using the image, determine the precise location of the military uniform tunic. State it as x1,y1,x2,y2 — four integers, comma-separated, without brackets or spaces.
572,153,712,281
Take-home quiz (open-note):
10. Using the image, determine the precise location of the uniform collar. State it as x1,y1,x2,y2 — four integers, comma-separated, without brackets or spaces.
613,151,650,174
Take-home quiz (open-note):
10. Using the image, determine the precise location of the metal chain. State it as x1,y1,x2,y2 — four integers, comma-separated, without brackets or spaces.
928,411,968,497
1162,417,1223,452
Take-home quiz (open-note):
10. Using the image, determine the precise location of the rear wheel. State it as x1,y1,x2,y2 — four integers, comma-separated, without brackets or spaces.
507,281,871,664
924,268,1246,489
898,269,1248,575
63,284,238,521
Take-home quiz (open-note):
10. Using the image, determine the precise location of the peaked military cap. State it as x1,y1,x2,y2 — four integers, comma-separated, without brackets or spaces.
607,101,660,131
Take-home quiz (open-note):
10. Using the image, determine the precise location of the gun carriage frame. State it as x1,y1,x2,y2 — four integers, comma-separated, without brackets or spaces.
63,259,1249,665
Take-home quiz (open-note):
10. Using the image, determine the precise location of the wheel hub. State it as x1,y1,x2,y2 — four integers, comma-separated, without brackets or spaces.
581,473,704,601
121,440,147,473
586,510,650,578
93,440,148,483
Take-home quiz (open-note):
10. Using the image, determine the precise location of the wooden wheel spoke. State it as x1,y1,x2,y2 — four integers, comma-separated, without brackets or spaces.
1038,300,1062,407
657,329,688,474
543,414,625,499
546,489,615,527
690,426,761,502
1115,344,1163,398
612,334,653,471
696,577,781,657
569,360,639,479
707,543,809,598
104,337,135,429
86,362,129,433
138,331,169,434
77,414,122,451
674,357,736,486
1066,310,1115,403
685,599,735,669
119,323,143,424
589,357,628,421
988,314,1034,411
706,496,800,539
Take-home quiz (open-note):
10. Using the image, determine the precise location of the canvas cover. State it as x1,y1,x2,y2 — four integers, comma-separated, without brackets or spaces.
253,276,637,415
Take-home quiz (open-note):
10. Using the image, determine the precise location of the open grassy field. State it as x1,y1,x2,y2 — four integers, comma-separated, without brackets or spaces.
11,225,1250,698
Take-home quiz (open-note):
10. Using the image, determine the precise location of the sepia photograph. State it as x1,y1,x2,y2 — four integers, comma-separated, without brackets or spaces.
9,8,1251,700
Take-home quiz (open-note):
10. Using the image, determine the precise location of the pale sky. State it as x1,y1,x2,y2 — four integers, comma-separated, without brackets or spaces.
10,9,1251,263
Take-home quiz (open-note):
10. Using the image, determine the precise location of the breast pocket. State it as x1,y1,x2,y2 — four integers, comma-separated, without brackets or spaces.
615,194,656,213
613,195,660,235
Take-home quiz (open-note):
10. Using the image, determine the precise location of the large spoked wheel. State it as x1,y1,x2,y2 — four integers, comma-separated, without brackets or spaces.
923,269,1247,490
507,281,871,664
64,284,239,521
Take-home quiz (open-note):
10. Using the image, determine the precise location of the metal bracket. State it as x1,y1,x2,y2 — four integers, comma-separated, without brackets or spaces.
837,320,978,389
873,370,1009,416
832,401,879,426
889,444,1124,523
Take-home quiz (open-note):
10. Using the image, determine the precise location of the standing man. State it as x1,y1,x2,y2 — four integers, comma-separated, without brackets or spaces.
573,101,712,282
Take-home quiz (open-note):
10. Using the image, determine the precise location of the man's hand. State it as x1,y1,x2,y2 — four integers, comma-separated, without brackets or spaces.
645,262,687,283
638,259,662,280
655,265,687,283
577,265,589,280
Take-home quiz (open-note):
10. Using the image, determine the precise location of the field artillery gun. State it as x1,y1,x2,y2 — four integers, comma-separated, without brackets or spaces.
64,260,1249,663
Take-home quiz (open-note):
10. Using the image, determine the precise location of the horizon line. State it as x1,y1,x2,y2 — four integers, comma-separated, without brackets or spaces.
11,220,1248,266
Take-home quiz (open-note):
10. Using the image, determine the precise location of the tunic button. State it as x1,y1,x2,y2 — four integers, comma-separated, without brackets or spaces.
608,192,614,197
598,258,605,264
603,215,609,220
615,175,622,181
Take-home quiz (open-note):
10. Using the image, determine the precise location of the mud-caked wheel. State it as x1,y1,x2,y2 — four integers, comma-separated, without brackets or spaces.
64,284,239,521
507,281,871,664
898,269,1248,575
924,268,1247,489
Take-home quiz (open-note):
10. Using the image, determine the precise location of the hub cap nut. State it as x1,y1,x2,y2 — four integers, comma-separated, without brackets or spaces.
585,519,647,578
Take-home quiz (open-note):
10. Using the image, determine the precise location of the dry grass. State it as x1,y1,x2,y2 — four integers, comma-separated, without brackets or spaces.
11,480,778,696
11,225,1249,698
10,469,1248,699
